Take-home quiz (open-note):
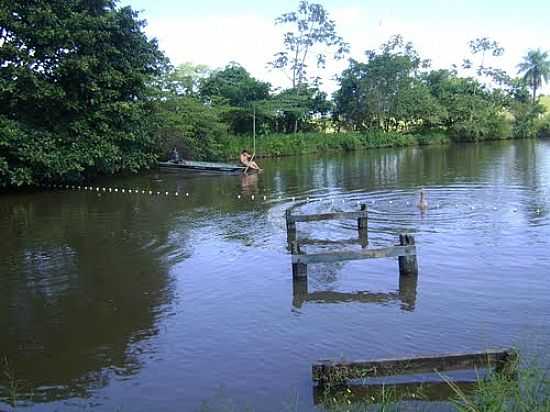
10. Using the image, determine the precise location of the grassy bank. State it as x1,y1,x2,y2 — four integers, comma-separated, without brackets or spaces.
2,353,550,411
218,130,451,160
317,362,550,412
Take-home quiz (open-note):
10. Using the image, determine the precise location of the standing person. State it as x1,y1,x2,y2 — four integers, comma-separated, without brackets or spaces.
239,150,261,171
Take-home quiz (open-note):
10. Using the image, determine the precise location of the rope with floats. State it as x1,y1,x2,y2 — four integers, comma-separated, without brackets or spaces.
37,184,547,215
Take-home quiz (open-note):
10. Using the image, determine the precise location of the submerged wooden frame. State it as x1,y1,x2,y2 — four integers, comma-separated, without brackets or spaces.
285,204,418,279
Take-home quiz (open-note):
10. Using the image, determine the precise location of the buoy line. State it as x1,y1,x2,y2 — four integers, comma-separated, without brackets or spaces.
37,184,547,213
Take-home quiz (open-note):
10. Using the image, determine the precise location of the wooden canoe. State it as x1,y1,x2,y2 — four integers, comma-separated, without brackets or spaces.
159,160,246,173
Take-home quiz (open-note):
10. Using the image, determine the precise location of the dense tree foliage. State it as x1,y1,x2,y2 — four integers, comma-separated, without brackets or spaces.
1,1,548,189
152,64,227,160
163,62,211,97
0,0,167,187
268,86,332,133
333,36,439,132
199,63,271,135
333,35,546,142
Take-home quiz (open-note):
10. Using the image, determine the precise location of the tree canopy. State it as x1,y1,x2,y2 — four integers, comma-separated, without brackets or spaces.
1,1,548,189
0,0,167,187
269,0,349,89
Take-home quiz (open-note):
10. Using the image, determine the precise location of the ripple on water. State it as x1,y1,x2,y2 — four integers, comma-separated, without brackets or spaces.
275,183,549,240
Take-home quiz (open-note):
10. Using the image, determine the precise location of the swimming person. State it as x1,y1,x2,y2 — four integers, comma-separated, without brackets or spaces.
239,150,261,171
417,189,428,210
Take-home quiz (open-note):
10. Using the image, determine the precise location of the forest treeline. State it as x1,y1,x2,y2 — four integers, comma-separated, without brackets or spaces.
1,0,549,187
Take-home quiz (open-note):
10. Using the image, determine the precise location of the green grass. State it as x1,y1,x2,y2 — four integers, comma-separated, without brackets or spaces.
2,353,549,411
448,365,550,412
217,130,450,161
1,357,20,409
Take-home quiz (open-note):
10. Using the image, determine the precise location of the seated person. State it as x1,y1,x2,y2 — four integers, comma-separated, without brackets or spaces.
170,147,180,163
239,150,261,170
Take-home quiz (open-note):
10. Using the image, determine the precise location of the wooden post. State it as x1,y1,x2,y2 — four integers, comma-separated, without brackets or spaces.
399,270,418,311
291,241,307,278
357,204,368,247
398,233,418,277
292,276,308,309
286,209,297,243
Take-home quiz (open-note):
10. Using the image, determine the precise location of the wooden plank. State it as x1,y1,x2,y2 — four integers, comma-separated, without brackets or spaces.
292,245,416,265
313,380,479,404
312,349,517,382
287,211,368,224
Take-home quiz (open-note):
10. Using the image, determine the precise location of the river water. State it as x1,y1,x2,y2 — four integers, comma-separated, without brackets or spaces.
1,140,549,411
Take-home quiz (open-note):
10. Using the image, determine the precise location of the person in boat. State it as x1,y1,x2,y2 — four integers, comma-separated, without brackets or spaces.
170,147,180,163
239,150,261,171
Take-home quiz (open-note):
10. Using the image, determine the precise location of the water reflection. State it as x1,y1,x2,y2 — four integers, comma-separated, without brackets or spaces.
0,192,186,402
313,379,478,405
0,140,549,411
240,172,259,195
292,273,417,311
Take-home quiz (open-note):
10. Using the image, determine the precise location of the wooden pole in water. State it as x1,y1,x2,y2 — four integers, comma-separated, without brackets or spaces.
286,209,297,243
357,203,368,247
292,275,308,308
398,233,418,276
291,240,308,278
399,270,418,311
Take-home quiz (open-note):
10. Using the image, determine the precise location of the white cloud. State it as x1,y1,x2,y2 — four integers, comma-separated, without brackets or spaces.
145,13,288,89
143,6,550,95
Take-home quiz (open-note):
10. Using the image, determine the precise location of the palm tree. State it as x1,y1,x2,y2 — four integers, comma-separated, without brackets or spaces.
517,49,550,103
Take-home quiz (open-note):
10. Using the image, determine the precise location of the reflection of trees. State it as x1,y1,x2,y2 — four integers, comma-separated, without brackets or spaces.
507,140,549,223
240,172,259,195
256,142,520,196
0,192,190,402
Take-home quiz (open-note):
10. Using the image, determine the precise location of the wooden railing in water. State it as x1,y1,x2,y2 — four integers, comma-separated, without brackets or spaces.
285,204,418,279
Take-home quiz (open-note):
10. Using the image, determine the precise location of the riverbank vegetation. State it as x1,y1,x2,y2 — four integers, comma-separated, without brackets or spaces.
317,361,550,412
1,1,550,188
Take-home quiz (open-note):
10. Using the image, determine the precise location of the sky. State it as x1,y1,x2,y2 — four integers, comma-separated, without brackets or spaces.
121,0,550,95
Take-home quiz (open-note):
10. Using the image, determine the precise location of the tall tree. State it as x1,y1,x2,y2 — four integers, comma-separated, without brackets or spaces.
462,37,507,122
0,0,167,187
334,36,438,132
199,63,271,134
269,1,349,89
517,49,550,103
164,63,211,97
465,37,504,73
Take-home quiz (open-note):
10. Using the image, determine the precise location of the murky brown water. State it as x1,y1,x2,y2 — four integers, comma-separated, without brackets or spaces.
1,140,549,411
